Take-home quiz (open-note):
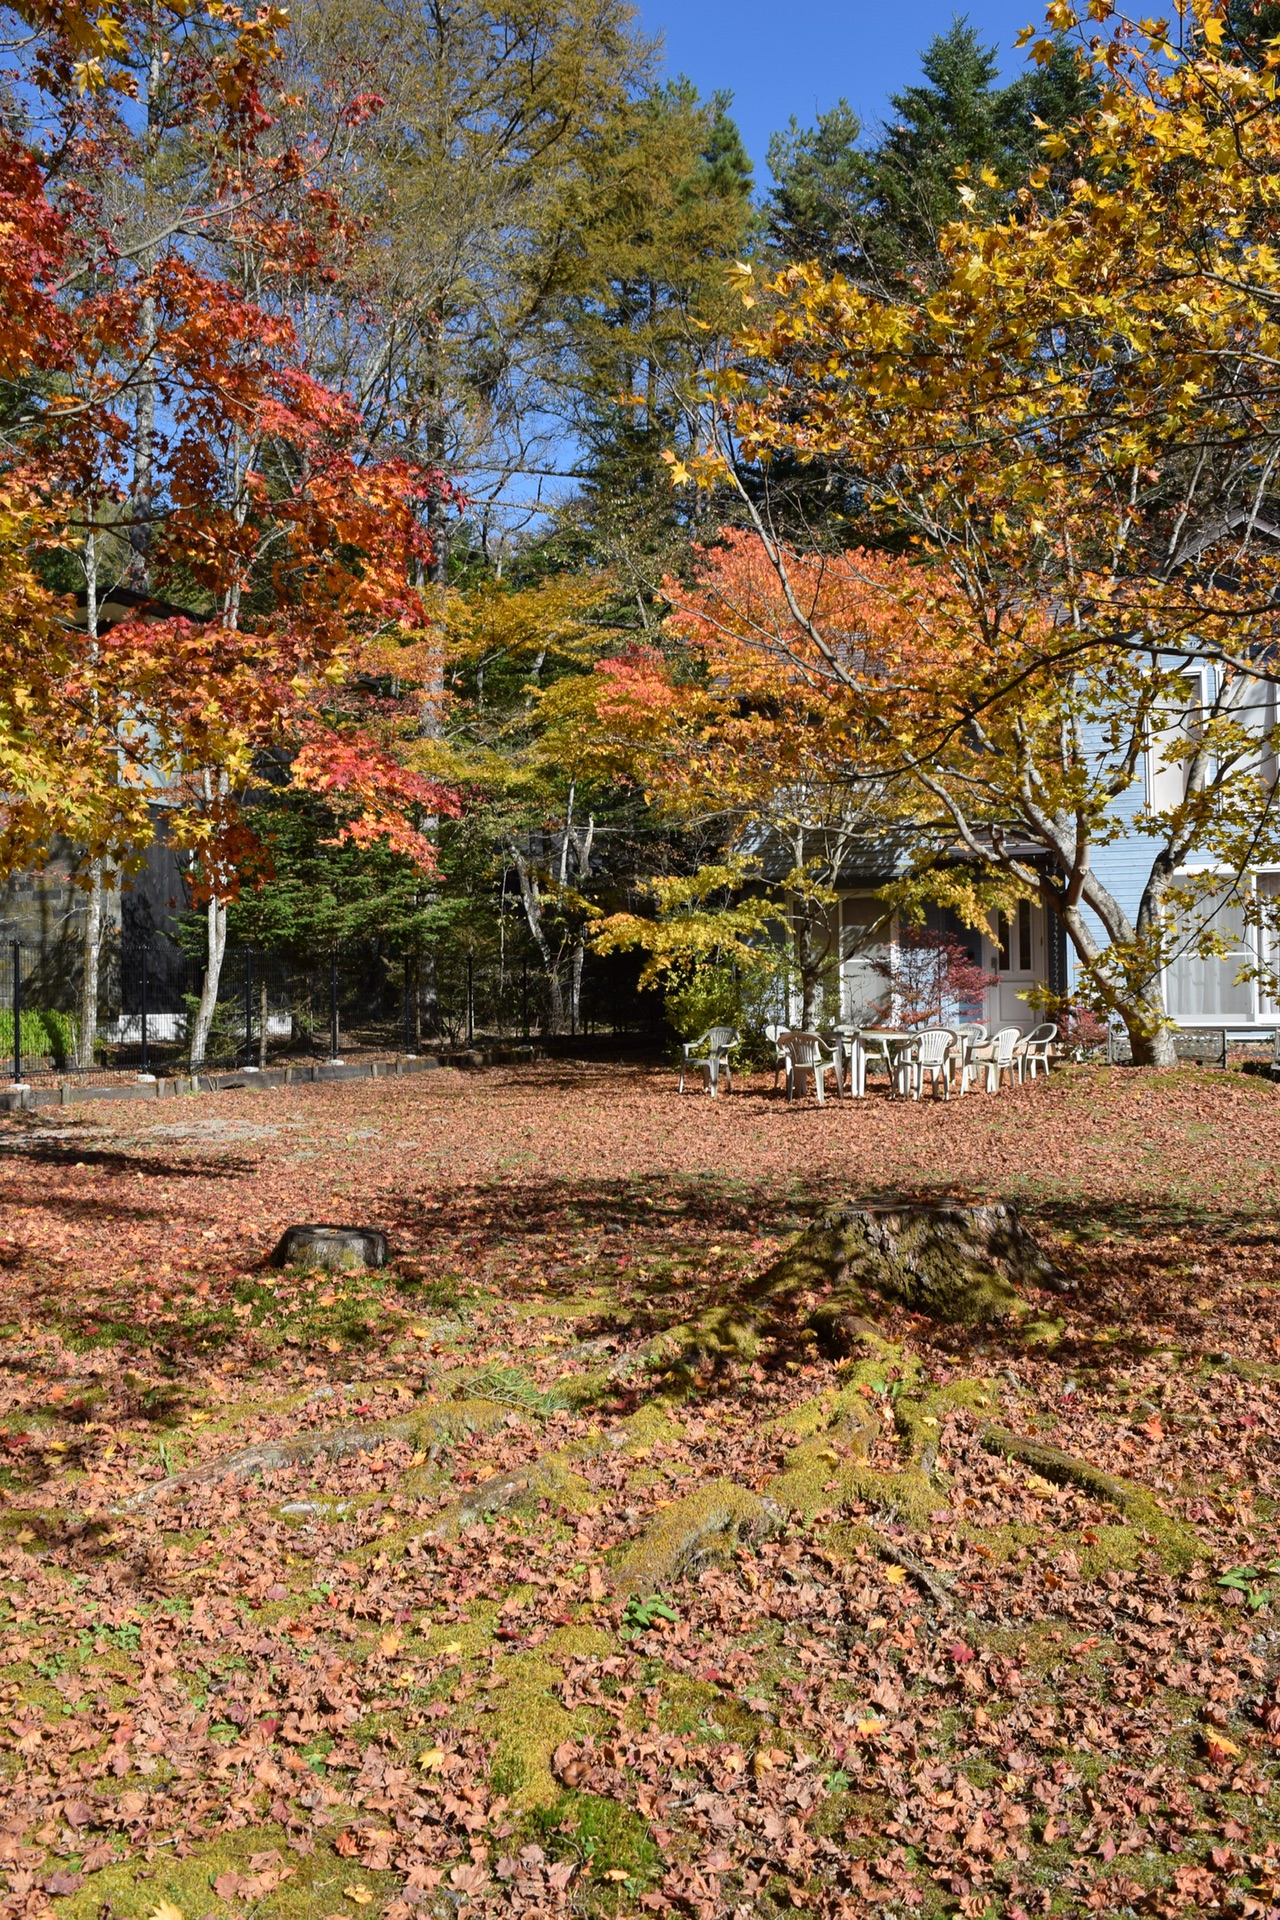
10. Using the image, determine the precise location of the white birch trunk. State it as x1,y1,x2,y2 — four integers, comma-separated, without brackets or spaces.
190,894,227,1071
77,530,103,1070
190,769,230,1069
78,866,103,1070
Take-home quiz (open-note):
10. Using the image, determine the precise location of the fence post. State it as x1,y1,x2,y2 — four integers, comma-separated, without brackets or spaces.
139,946,150,1078
330,953,340,1062
11,941,21,1085
466,953,474,1045
403,967,413,1056
243,951,254,1069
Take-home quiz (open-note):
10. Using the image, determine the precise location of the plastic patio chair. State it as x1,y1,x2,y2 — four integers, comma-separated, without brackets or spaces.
777,1030,841,1105
1018,1022,1058,1081
952,1022,988,1095
764,1022,788,1092
678,1026,740,1096
973,1025,1023,1092
901,1026,958,1101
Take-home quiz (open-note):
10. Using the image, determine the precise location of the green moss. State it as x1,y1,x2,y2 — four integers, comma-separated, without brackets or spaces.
483,1650,586,1807
545,1624,615,1662
610,1479,784,1590
529,1789,661,1892
651,1675,768,1743
1021,1317,1066,1349
55,1820,393,1920
1221,1355,1280,1383
618,1402,685,1450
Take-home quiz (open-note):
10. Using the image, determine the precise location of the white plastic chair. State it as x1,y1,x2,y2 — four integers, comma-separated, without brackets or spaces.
975,1025,1022,1092
952,1022,987,1094
902,1026,958,1101
764,1023,787,1092
1018,1022,1058,1081
678,1026,740,1096
778,1031,841,1105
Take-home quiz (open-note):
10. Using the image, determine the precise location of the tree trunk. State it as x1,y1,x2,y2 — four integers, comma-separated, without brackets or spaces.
77,863,103,1070
570,939,585,1032
190,895,227,1071
508,841,563,1033
419,949,438,1040
1055,897,1177,1066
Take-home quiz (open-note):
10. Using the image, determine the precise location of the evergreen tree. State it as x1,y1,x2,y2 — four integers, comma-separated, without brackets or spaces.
765,21,1096,290
555,80,756,593
766,101,867,277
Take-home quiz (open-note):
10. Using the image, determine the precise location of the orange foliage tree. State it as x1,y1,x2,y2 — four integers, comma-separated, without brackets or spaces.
581,528,934,1024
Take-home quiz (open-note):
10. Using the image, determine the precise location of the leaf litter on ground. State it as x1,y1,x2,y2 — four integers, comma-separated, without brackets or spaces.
0,1062,1276,1919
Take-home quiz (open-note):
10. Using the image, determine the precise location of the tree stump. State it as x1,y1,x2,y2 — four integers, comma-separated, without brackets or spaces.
763,1202,1066,1334
270,1225,389,1271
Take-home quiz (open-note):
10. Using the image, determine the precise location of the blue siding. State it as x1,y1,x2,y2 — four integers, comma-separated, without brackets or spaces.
1067,735,1164,996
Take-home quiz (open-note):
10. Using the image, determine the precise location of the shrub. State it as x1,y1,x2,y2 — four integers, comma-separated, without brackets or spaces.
872,927,995,1028
0,1008,76,1068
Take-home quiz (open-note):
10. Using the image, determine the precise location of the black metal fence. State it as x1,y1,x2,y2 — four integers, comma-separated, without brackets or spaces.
0,936,657,1085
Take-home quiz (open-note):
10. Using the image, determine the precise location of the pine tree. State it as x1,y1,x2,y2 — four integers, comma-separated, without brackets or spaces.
766,102,867,277
556,80,756,589
765,21,1097,290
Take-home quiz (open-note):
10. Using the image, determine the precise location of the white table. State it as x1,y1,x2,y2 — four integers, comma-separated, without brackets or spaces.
836,1027,918,1098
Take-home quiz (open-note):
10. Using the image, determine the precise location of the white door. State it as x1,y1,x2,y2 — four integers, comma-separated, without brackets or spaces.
986,900,1044,1033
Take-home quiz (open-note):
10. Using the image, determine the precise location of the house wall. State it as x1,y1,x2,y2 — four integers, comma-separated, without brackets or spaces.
1074,671,1279,1027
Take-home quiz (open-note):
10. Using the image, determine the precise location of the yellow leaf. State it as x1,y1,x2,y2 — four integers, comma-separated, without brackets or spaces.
1203,13,1224,43
1026,1473,1055,1497
855,1717,886,1738
441,1640,463,1657
418,1747,446,1771
378,1631,402,1658
147,1904,184,1920
343,1887,374,1905
883,1564,908,1585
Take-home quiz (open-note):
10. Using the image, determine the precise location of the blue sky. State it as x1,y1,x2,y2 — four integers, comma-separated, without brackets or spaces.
635,0,1046,186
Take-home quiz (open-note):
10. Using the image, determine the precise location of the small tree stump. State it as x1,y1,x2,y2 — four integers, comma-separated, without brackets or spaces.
270,1225,389,1271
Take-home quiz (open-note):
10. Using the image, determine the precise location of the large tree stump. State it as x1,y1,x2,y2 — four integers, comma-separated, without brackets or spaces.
655,1202,1066,1384
783,1202,1067,1327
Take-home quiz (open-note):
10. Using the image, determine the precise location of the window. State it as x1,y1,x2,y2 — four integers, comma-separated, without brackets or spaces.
1018,898,1033,971
840,897,891,1025
1163,885,1254,1021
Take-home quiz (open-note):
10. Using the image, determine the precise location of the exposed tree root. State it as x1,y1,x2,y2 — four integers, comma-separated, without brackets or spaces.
867,1531,957,1610
120,1397,511,1511
609,1480,788,1592
980,1424,1199,1564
